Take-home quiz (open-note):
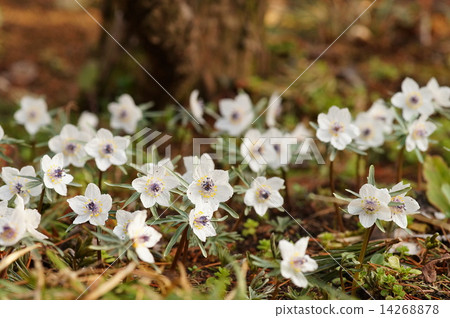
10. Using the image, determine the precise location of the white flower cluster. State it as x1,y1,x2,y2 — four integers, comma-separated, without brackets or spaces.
312,77,445,156
348,182,419,229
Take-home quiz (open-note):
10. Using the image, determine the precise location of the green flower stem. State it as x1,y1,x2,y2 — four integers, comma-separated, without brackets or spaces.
98,170,103,192
417,161,423,191
171,226,189,270
38,190,45,214
231,209,245,232
96,226,102,266
396,145,405,183
352,224,375,297
329,160,345,232
355,154,361,190
282,168,293,213
31,137,36,163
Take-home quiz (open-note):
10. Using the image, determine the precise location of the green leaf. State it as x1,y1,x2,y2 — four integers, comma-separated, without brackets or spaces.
25,180,43,190
164,223,188,257
387,255,400,269
219,203,239,219
388,201,405,207
192,233,208,258
17,174,41,182
375,219,386,233
345,144,367,156
67,182,82,187
0,151,13,163
309,121,318,130
369,253,385,265
150,206,159,218
105,182,134,190
329,147,337,162
367,165,376,186
389,187,411,197
333,193,352,202
414,148,424,163
122,191,140,209
423,156,450,217
345,189,360,197
441,183,450,204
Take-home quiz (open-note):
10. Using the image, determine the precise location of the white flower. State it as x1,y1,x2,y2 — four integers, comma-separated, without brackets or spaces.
85,128,130,171
391,77,434,121
291,123,312,142
67,183,112,226
182,156,200,184
14,96,51,135
0,197,26,246
0,166,42,204
348,184,392,228
354,112,385,150
214,92,254,136
41,153,74,196
132,167,179,208
316,106,359,150
189,204,216,242
189,90,205,124
48,124,90,167
0,125,4,141
187,154,233,210
108,94,143,134
389,182,420,229
426,77,450,109
279,238,318,288
0,200,11,219
266,92,282,127
240,129,277,172
127,212,162,263
405,116,436,152
140,158,174,176
264,128,296,169
367,99,394,134
244,176,284,216
23,205,48,240
78,111,98,138
113,209,147,240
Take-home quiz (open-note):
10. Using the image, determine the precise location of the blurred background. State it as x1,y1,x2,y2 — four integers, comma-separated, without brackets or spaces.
0,0,449,121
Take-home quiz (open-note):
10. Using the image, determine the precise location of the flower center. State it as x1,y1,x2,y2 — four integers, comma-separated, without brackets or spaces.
362,128,372,138
103,143,114,155
0,225,16,240
230,110,241,123
202,178,214,192
362,196,380,214
52,168,64,179
413,126,427,139
65,142,77,154
197,176,217,198
406,93,422,109
86,201,100,216
28,110,38,122
330,122,344,136
257,188,271,202
391,197,406,214
273,144,280,153
15,182,24,194
119,109,128,119
138,235,150,244
150,183,161,193
290,254,307,272
194,214,210,229
145,178,164,197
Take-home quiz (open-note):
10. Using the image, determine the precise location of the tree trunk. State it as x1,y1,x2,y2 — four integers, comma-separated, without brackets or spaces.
95,0,268,108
